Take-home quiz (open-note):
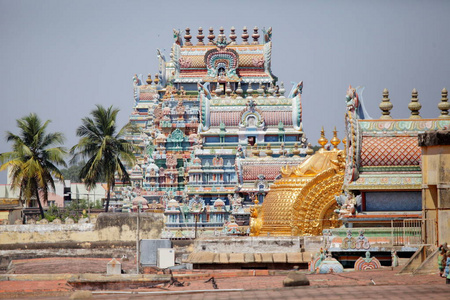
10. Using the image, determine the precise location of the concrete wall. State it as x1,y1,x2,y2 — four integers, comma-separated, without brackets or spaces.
0,213,164,247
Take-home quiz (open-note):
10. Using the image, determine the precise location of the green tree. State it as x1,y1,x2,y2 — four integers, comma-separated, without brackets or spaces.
70,105,137,212
0,113,67,219
60,162,83,182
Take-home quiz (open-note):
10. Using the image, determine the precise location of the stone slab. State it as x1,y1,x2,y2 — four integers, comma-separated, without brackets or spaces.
197,252,215,264
187,252,201,263
229,253,245,263
261,253,273,263
213,253,221,264
283,271,310,287
254,253,262,263
272,253,286,263
244,253,255,263
219,253,229,264
287,252,303,263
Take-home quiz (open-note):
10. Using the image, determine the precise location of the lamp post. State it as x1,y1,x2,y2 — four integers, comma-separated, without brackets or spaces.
136,202,142,274
194,208,204,239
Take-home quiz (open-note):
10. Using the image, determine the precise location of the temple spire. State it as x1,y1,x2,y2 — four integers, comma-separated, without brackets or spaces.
241,26,249,45
207,27,215,45
197,27,205,46
184,27,192,46
379,88,393,119
252,26,260,44
229,26,237,45
408,88,422,119
438,88,450,119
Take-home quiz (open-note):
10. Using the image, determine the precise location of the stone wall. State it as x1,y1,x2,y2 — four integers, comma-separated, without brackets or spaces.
0,213,164,247
194,236,305,253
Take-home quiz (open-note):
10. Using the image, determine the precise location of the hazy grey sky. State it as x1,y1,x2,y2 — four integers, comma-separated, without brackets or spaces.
1,0,450,183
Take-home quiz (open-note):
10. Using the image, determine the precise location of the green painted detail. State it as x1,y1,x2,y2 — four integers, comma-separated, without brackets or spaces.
359,166,421,172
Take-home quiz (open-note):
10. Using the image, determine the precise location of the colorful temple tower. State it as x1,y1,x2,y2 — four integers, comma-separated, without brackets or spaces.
120,26,310,229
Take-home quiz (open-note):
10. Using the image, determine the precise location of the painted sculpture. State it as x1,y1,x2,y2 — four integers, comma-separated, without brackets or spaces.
354,251,381,270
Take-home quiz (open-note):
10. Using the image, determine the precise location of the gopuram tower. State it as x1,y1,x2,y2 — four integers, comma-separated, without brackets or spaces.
119,27,311,228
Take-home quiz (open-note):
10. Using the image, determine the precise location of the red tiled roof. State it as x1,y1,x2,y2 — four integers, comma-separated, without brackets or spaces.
262,111,292,126
242,162,298,181
211,111,241,126
361,136,421,167
139,92,157,100
210,111,293,127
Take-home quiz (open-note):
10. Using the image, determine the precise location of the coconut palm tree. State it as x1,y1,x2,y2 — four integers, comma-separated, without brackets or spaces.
71,105,137,212
0,113,67,219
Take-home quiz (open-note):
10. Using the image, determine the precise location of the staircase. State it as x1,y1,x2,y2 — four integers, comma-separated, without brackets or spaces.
398,245,438,275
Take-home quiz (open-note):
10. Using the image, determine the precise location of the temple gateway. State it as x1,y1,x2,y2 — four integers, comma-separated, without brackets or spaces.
118,26,312,230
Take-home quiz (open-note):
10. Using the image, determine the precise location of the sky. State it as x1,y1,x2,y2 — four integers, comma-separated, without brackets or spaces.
1,0,450,183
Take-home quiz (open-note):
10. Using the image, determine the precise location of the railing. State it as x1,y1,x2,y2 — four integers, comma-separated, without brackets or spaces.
391,219,423,246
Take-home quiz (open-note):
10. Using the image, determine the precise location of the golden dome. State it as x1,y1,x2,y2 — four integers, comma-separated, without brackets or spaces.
251,148,345,236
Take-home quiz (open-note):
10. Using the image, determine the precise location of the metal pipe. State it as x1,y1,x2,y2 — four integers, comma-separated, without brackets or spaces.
92,289,245,295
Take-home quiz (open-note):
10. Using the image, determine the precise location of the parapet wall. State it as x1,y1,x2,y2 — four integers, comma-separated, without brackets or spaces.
0,213,164,247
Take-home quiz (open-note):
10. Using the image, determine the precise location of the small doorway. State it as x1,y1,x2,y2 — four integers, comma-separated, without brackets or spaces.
248,136,256,146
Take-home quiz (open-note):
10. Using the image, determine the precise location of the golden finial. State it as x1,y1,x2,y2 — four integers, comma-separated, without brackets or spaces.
318,127,328,149
409,88,422,119
438,88,450,119
292,143,300,156
265,143,273,157
342,137,347,155
306,143,314,155
146,74,152,85
330,126,340,150
154,74,159,85
252,143,259,157
379,88,393,119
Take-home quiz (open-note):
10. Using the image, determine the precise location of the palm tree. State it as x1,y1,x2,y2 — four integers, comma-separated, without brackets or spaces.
0,113,67,219
71,105,137,212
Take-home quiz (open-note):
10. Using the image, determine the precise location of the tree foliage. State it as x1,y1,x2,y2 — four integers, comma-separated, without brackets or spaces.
0,113,67,219
70,105,137,212
60,162,106,183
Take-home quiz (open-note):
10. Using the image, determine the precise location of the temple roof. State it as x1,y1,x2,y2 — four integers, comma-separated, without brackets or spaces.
361,136,421,167
169,27,276,84
241,158,304,181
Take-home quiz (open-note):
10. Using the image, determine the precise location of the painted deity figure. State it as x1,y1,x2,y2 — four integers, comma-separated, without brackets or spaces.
444,250,450,279
133,74,141,86
335,191,360,219
391,250,399,267
355,229,370,250
341,229,356,250
173,28,182,46
438,245,447,277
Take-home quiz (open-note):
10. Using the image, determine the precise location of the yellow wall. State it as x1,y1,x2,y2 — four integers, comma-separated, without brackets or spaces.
421,145,450,245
